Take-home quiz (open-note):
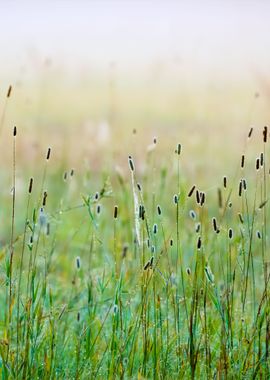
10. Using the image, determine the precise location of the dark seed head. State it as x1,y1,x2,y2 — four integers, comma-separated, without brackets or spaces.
195,222,201,233
228,228,233,239
241,155,245,169
128,156,134,171
139,204,143,219
256,158,260,170
188,185,196,197
76,256,81,269
157,205,161,216
260,152,264,167
149,256,154,267
141,206,145,220
7,85,12,98
263,126,268,143
28,177,33,194
42,191,47,206
238,213,244,224
46,147,51,161
114,205,118,219
200,192,205,206
212,217,217,232
196,190,200,204
248,127,253,138
238,180,242,197
13,126,17,136
189,210,196,220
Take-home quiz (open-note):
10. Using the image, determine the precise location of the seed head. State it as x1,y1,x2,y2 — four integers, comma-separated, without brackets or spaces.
188,185,196,197
76,256,81,270
46,147,51,161
200,192,205,206
196,190,200,204
7,85,12,98
28,177,33,194
42,191,48,206
212,217,217,232
260,152,264,167
242,178,247,191
189,210,196,220
238,180,242,197
241,155,245,169
238,213,244,224
128,156,134,171
197,236,202,250
114,205,118,219
113,304,118,315
256,158,260,170
263,126,268,143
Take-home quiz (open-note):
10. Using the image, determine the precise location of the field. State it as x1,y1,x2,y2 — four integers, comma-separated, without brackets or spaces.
0,75,269,380
1,2,270,378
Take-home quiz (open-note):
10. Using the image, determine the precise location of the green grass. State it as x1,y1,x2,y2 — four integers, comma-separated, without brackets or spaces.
0,121,270,379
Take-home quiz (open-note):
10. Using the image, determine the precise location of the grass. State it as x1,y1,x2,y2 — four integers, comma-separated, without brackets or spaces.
0,108,270,379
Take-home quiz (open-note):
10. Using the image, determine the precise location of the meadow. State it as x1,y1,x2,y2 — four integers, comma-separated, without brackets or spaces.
0,76,270,379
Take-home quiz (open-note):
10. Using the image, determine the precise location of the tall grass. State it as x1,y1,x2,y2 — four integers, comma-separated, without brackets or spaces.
0,125,269,379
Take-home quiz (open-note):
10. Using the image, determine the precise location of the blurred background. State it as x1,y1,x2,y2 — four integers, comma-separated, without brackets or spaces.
0,0,270,179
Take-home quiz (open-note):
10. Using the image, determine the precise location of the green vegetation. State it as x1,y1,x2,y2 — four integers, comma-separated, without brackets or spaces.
0,87,270,379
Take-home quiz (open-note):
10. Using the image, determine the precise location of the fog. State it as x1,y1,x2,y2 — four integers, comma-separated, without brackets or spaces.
0,1,269,79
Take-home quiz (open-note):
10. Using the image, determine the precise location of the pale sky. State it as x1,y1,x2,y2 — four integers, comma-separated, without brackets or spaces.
0,1,269,79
